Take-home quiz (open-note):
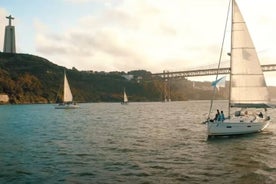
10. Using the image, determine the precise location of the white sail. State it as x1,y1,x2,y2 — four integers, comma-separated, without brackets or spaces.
123,89,128,103
63,73,73,102
230,0,269,108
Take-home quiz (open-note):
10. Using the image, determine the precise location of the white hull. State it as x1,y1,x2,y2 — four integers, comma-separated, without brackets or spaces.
121,102,128,105
55,104,79,109
207,120,270,136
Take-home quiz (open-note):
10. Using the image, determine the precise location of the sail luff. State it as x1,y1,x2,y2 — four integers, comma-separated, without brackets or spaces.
63,72,73,102
230,0,269,107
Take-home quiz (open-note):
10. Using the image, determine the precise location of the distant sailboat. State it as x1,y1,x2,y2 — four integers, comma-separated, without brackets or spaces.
55,71,79,109
205,0,273,137
121,88,128,105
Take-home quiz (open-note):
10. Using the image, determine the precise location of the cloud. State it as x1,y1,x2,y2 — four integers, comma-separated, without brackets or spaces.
63,0,122,7
34,0,276,73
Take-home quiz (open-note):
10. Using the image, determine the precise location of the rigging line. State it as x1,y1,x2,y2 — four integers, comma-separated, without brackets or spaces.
55,84,62,103
55,71,64,103
207,0,232,119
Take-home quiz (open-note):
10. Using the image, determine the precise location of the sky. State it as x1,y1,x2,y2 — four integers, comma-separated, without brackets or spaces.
0,0,276,84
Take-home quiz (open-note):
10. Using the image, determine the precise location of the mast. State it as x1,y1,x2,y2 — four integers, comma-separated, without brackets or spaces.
228,0,234,118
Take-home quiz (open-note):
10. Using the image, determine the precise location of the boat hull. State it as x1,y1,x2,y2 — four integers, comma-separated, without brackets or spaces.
55,104,79,109
207,120,270,136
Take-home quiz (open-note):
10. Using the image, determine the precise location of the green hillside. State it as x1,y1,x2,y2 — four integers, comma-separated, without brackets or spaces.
0,53,159,103
0,52,223,104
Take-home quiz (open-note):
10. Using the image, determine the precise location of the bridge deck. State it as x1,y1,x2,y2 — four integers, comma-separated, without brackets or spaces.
152,64,276,79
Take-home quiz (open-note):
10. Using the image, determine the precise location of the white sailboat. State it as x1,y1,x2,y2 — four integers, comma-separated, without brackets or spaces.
55,72,79,109
206,0,272,137
121,88,128,105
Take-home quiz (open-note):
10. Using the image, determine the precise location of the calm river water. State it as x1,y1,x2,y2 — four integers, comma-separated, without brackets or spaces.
0,101,275,183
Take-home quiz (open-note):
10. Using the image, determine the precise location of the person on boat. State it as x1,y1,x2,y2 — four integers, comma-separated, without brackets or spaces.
258,112,263,118
219,111,225,122
213,109,220,121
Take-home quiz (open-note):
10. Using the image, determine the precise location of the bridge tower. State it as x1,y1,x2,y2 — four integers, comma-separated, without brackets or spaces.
3,15,16,53
163,70,171,102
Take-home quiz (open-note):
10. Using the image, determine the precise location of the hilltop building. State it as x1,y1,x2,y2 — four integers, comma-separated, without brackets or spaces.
3,15,16,53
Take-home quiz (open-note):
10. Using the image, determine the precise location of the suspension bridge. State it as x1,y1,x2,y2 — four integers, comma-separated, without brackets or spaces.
151,64,276,101
152,64,276,79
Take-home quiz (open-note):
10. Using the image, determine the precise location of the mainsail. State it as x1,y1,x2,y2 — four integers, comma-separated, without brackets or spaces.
63,73,73,102
230,0,269,108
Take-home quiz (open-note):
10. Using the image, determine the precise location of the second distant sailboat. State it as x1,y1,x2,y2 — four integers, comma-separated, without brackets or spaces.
121,88,128,105
55,71,79,109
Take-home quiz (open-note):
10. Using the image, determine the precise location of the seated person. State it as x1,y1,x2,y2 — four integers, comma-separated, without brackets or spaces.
258,112,263,118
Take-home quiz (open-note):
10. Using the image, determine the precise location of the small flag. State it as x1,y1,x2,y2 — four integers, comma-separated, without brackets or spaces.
211,76,226,88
